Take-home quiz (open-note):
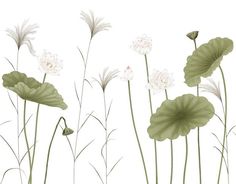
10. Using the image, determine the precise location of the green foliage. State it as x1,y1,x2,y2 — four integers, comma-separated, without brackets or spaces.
148,94,214,141
2,71,67,110
184,37,233,87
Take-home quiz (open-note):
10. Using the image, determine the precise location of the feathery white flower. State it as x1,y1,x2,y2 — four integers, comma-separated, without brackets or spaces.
120,66,134,81
200,79,222,101
81,10,111,38
38,51,63,75
131,34,152,55
6,20,38,55
94,68,119,92
147,69,174,93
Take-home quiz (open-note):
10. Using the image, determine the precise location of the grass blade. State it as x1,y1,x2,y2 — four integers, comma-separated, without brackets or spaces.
76,139,94,160
0,168,24,184
0,120,11,127
107,157,122,176
0,135,18,163
89,163,104,184
4,57,16,71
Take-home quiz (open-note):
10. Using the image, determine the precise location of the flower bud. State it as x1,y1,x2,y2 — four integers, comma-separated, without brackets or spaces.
62,127,74,136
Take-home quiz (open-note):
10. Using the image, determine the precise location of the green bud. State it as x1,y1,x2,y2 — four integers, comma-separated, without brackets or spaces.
62,127,74,136
186,31,199,40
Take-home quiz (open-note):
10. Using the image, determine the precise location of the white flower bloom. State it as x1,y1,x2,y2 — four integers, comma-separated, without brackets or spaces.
121,66,134,81
131,34,152,55
147,69,174,93
38,51,63,75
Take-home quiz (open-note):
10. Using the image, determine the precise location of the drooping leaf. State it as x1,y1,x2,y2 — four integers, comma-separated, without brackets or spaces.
148,94,214,141
184,37,233,87
2,71,67,110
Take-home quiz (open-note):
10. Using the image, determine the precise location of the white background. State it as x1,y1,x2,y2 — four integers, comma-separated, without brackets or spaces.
0,0,236,184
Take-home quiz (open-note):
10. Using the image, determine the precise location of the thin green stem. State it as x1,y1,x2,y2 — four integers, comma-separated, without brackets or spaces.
73,38,92,184
183,136,188,184
194,40,202,184
217,66,228,184
165,89,173,184
44,117,67,184
23,100,32,184
144,54,158,184
16,49,23,184
128,81,149,184
30,73,47,183
103,92,108,184
170,140,173,184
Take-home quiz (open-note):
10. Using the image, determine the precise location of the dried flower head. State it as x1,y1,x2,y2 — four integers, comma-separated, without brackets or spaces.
120,66,134,81
38,51,63,75
81,10,111,38
200,79,222,101
131,34,152,55
186,31,199,40
94,68,119,92
147,69,174,93
6,20,38,55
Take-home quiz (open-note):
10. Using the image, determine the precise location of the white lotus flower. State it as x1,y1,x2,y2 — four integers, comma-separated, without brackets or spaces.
147,69,174,93
38,51,63,75
120,66,134,81
131,34,152,55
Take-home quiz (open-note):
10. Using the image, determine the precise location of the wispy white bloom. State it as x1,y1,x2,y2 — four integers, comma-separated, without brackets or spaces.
147,69,174,93
120,66,134,81
94,68,119,92
81,10,111,38
200,79,222,101
38,51,63,75
6,20,38,55
131,34,152,55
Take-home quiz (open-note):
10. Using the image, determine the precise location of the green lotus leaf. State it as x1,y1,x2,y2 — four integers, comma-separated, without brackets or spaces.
2,71,67,110
147,94,214,141
184,37,233,87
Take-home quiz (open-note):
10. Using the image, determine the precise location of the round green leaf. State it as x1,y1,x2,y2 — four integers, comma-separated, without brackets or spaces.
148,94,214,141
184,37,233,87
2,71,67,110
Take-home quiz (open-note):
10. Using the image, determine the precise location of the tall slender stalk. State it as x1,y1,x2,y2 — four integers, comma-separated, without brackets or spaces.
128,81,149,184
164,89,173,184
103,92,108,184
73,38,92,184
194,39,202,184
43,117,69,184
16,49,23,184
183,136,188,184
144,54,158,184
29,73,47,183
217,66,228,184
23,100,32,184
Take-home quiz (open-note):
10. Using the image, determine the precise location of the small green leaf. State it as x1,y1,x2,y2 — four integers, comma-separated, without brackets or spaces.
2,71,67,109
148,94,215,141
184,37,233,87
